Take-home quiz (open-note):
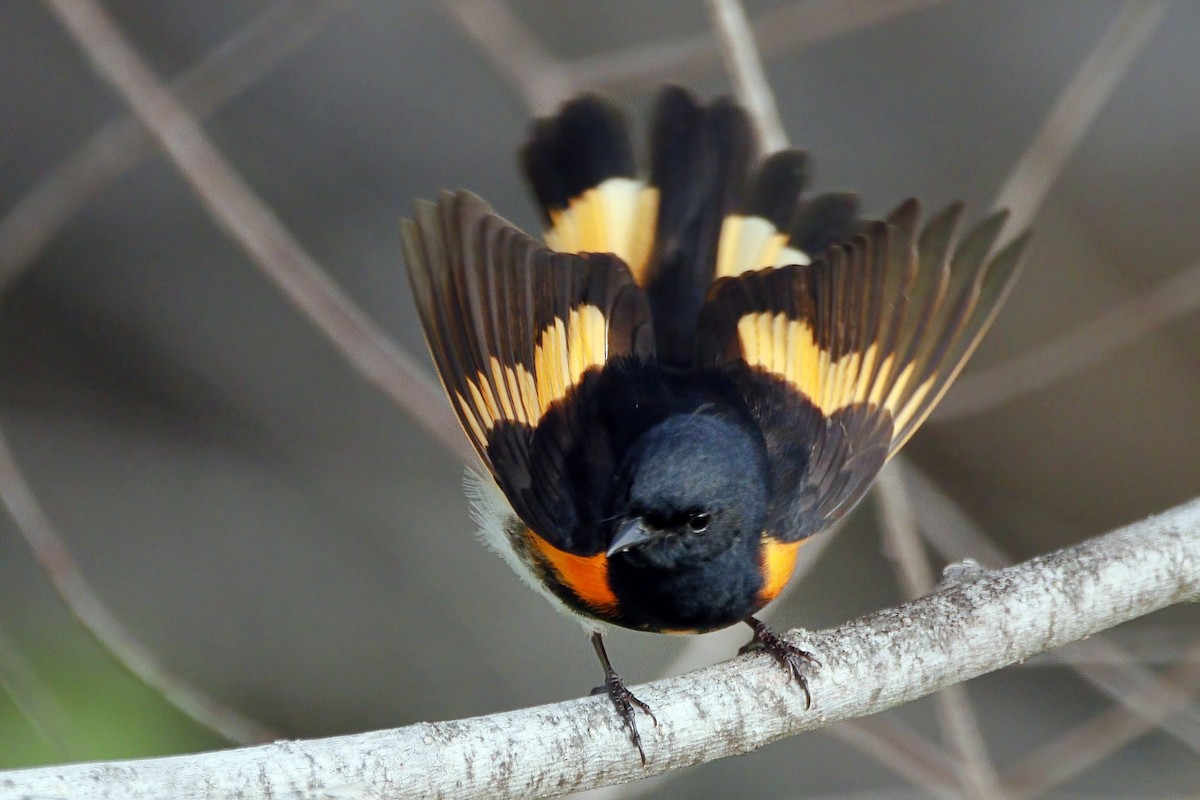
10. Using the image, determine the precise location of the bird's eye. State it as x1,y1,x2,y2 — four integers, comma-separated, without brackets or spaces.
687,512,712,533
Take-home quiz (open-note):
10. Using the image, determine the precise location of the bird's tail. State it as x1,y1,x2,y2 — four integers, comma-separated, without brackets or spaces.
520,86,860,367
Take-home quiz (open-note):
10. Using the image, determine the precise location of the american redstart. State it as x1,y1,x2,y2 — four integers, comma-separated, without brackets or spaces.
402,85,1027,763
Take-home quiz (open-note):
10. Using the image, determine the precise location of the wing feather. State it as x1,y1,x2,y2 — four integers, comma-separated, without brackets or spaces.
403,191,653,548
698,201,1028,540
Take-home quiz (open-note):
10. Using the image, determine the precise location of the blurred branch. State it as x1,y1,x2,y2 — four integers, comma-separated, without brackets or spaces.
43,0,474,465
936,0,1172,420
989,1,1170,240
876,466,1005,800
0,0,347,293
0,622,73,757
0,427,276,745
3,498,1198,798
825,717,961,798
571,0,945,90
937,258,1200,419
1002,637,1200,799
438,0,573,114
444,0,943,108
1023,623,1200,667
902,459,1200,757
0,0,344,753
704,0,786,151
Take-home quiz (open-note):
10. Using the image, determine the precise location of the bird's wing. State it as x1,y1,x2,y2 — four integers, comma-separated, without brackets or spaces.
698,200,1029,542
402,191,653,553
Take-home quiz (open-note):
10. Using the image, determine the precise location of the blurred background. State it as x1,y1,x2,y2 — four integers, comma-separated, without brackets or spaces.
2,1,1199,797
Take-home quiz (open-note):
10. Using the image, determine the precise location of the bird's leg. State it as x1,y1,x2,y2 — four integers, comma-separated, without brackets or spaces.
740,616,820,709
590,631,656,764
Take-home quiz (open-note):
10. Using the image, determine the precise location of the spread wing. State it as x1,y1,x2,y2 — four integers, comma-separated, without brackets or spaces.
698,200,1029,541
402,191,653,552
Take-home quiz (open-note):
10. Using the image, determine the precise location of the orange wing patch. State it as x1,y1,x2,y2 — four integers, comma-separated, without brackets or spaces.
543,177,659,285
526,529,618,615
758,536,805,605
455,303,611,440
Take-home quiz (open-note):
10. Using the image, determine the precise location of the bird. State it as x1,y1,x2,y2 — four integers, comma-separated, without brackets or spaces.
401,85,1028,763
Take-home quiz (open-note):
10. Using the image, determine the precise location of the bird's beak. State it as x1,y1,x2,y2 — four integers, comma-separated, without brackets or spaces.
607,517,655,556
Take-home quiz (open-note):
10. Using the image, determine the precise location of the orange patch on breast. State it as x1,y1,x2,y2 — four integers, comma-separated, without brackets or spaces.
527,530,618,615
759,537,805,604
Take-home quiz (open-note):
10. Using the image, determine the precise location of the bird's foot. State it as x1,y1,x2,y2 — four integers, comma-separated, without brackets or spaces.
741,616,820,709
591,632,656,764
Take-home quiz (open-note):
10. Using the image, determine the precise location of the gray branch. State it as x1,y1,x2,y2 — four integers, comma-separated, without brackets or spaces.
3,499,1198,800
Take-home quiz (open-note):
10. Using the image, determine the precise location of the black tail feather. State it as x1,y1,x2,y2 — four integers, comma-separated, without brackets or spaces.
520,93,635,225
516,86,864,368
789,192,862,258
644,87,756,366
741,150,811,229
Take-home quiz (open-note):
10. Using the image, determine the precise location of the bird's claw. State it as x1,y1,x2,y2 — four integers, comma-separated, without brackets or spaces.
593,671,656,764
745,618,820,709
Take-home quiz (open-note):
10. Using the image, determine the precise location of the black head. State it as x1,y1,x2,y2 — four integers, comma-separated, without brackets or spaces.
608,412,770,570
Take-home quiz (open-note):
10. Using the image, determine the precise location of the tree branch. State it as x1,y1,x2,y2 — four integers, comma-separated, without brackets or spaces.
1001,637,1200,798
935,0,1173,420
0,0,345,290
3,497,1197,800
875,466,1004,799
936,257,1200,420
569,0,945,90
0,426,277,746
437,0,573,114
41,0,473,464
704,0,787,152
902,458,1200,755
986,0,1170,242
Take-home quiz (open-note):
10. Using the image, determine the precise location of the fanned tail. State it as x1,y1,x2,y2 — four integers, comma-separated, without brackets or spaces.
520,86,862,368
520,93,657,283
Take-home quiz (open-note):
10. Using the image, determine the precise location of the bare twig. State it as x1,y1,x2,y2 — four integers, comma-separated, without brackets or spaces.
935,1,1173,420
704,0,787,151
827,717,962,799
0,0,347,293
989,1,1171,240
1002,637,1200,799
0,426,276,744
0,0,345,752
876,465,1005,799
1051,637,1200,755
437,0,573,114
42,0,473,465
1023,623,1200,667
571,0,945,90
902,459,1200,756
876,467,936,601
937,258,1200,419
2,497,1197,798
0,622,73,757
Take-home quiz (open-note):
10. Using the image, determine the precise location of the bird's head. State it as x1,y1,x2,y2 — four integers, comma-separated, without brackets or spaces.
608,413,770,570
